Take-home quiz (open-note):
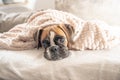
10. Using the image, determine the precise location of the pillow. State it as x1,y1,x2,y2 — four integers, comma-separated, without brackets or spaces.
55,0,120,26
0,11,34,32
2,0,26,4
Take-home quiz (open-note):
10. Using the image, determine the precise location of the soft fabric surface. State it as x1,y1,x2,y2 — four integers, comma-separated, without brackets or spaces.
0,11,34,32
55,0,120,26
0,45,120,80
0,9,119,50
0,9,120,80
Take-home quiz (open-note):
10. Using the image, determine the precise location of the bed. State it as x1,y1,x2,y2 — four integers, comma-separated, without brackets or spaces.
0,45,120,80
0,10,120,80
0,9,120,80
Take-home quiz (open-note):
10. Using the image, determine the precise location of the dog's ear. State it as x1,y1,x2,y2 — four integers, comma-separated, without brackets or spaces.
34,29,43,49
59,24,74,43
64,24,74,37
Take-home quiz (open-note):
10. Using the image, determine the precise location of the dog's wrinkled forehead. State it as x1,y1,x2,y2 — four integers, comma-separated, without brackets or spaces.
41,25,67,42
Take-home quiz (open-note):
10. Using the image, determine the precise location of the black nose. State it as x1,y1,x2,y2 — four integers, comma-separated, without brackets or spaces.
50,46,59,52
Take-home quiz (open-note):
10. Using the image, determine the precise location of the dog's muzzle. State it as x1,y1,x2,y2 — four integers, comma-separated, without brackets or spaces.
44,45,70,61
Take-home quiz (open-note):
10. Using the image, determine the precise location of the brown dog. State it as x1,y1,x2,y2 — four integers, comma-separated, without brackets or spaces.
34,24,74,60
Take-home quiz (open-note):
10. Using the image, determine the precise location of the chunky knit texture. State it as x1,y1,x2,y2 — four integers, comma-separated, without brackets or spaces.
0,9,119,50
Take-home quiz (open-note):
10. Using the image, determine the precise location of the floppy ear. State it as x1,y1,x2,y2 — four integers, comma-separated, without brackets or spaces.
34,29,43,49
64,24,74,37
60,24,74,43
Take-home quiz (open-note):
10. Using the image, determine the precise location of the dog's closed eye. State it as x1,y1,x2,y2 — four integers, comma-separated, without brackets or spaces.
54,35,65,45
42,39,51,48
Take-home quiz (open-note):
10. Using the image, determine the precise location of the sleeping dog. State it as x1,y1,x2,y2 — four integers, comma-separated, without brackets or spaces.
34,24,74,61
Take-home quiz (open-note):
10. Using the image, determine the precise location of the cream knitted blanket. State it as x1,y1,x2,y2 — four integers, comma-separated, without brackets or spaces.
0,9,119,50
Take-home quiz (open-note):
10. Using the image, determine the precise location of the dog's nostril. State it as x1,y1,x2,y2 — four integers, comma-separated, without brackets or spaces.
59,45,63,48
52,47,58,51
54,48,57,51
50,46,59,52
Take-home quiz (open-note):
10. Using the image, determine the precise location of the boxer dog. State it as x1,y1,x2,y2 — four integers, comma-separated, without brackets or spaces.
34,24,74,60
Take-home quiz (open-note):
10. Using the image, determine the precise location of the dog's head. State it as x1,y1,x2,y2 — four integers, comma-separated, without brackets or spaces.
34,24,74,61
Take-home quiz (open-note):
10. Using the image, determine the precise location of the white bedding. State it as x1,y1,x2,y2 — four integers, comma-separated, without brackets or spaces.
0,9,120,80
0,45,120,80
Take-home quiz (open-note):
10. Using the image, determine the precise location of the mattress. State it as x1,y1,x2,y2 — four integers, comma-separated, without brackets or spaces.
0,45,120,80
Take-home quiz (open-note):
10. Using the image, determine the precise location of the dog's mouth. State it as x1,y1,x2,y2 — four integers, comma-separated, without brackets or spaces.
44,45,70,61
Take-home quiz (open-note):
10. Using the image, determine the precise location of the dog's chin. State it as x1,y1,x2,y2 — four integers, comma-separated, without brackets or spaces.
44,46,70,61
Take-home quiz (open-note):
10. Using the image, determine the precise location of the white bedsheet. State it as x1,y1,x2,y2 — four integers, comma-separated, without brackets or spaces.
0,45,120,80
